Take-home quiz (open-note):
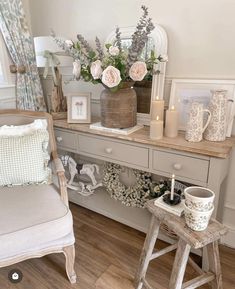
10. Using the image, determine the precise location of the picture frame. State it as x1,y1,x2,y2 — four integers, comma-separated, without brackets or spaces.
67,93,91,123
169,79,235,136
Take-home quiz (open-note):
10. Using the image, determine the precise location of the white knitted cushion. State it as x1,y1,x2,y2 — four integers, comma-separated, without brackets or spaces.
0,129,51,186
0,119,48,136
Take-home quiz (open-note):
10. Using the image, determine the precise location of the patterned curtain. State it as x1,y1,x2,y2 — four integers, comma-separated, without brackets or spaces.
0,0,46,111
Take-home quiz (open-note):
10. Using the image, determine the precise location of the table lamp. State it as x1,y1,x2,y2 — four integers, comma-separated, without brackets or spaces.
34,36,73,119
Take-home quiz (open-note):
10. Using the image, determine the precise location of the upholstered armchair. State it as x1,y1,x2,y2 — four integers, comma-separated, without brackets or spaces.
0,110,76,284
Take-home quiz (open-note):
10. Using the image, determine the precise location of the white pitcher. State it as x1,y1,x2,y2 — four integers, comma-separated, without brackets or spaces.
204,90,228,142
185,102,211,142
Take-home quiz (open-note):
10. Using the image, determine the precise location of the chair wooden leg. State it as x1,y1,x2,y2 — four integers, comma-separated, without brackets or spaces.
134,216,161,289
169,238,191,289
207,241,223,289
63,245,77,284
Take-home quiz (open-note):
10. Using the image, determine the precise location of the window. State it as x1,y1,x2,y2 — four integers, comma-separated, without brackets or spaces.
0,32,13,86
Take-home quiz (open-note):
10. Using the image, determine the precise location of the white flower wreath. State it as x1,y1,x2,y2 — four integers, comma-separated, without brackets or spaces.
103,162,152,208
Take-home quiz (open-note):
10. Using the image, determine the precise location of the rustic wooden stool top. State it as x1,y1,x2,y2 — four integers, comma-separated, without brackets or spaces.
135,199,228,289
147,199,227,249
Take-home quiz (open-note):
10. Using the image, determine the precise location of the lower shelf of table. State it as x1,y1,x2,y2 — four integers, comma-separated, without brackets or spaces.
69,187,177,244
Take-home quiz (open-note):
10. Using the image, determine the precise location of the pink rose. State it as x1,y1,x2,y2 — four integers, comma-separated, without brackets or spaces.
90,60,103,79
102,66,121,88
65,39,74,48
129,61,147,81
109,46,120,56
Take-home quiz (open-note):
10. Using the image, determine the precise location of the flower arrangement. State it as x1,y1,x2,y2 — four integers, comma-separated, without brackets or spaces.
52,6,168,91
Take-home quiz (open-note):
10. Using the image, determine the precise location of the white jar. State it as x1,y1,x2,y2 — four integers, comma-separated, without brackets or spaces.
184,204,214,231
184,186,215,212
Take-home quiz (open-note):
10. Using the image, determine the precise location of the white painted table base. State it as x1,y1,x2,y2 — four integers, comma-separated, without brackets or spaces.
54,123,234,225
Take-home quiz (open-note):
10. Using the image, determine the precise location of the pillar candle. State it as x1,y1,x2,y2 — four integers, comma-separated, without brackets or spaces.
165,106,179,138
170,174,175,201
150,116,163,140
151,96,165,121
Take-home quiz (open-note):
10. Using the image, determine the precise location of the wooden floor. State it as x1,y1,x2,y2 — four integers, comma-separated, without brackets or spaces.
1,202,235,289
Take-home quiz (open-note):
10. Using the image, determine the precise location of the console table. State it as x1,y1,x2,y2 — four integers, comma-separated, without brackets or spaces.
54,119,235,234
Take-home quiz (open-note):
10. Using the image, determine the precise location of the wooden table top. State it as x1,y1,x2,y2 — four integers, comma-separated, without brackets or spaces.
54,119,235,159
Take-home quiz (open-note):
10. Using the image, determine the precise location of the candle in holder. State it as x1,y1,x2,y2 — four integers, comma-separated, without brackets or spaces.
151,96,165,121
163,174,181,205
165,105,179,138
150,116,163,140
170,174,175,201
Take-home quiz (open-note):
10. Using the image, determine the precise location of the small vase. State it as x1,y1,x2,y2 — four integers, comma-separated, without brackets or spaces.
204,89,228,142
100,82,137,128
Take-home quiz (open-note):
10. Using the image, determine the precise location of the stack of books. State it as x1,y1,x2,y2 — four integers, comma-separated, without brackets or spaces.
154,195,185,217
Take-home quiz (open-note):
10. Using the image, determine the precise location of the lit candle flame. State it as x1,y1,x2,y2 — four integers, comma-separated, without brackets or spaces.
156,96,159,100
172,174,175,178
156,116,159,121
171,105,175,110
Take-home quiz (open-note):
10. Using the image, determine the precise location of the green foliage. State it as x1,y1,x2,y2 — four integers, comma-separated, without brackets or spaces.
105,43,112,50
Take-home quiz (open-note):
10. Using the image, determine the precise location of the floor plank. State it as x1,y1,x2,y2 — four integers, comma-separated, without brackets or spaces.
0,203,234,288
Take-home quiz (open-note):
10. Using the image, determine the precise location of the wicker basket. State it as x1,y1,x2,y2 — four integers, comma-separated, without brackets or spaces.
160,223,178,240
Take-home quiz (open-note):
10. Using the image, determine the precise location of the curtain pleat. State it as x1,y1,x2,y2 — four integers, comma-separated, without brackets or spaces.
0,0,46,111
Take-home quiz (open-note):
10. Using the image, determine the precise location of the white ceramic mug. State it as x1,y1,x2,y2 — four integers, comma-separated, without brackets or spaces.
184,186,215,212
184,203,214,231
185,102,211,142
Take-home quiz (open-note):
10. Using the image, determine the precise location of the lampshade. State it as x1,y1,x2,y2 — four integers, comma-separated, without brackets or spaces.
34,36,73,67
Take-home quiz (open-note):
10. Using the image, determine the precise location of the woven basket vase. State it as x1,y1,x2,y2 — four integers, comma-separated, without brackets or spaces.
100,82,137,128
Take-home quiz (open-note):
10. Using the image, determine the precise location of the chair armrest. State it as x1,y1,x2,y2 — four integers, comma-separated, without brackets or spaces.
52,158,68,206
53,157,65,173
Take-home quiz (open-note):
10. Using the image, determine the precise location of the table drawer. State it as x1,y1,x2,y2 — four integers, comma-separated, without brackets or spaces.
79,135,149,168
152,150,209,182
54,129,78,151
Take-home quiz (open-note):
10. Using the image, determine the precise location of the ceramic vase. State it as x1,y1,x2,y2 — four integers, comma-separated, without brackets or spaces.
100,82,137,128
204,90,228,142
184,204,214,231
185,102,211,142
184,186,215,212
183,186,215,231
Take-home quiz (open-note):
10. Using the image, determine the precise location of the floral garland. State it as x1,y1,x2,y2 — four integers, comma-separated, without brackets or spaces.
103,162,152,208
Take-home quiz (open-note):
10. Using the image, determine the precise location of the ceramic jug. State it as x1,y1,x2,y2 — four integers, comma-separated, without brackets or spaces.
204,90,227,142
185,102,211,142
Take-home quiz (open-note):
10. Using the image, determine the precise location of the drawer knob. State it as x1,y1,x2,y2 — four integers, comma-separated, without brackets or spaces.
105,147,113,154
56,136,63,143
173,163,182,170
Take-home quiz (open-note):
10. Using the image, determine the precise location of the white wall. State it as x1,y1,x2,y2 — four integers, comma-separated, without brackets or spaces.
27,0,235,246
29,0,235,79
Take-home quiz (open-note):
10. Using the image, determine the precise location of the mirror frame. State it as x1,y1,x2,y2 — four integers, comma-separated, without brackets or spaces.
106,24,168,125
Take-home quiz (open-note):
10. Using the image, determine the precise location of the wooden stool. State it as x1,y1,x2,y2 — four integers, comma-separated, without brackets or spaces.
135,199,228,289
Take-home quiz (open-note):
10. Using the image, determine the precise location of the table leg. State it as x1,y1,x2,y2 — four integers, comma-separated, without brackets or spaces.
134,215,161,289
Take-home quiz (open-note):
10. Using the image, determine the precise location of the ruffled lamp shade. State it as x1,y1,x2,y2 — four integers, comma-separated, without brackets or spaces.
34,36,72,67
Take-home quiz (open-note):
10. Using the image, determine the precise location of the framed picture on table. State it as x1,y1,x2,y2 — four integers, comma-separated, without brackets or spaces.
169,79,235,137
67,93,91,123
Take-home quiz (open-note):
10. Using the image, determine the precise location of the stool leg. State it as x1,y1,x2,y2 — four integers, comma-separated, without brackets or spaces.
202,247,209,271
207,241,223,289
169,238,191,289
134,215,161,289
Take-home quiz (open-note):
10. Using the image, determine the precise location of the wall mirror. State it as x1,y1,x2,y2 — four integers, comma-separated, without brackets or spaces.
106,24,168,125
